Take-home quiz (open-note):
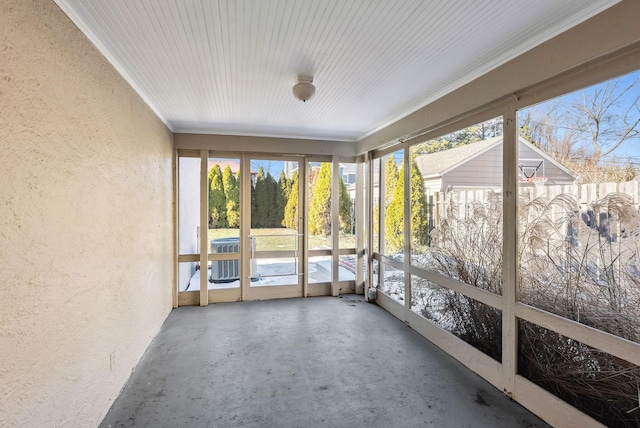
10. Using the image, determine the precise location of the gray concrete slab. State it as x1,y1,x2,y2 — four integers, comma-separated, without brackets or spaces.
100,295,548,428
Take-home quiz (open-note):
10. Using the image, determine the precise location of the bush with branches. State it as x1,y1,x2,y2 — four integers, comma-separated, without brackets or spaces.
412,189,503,360
411,188,640,426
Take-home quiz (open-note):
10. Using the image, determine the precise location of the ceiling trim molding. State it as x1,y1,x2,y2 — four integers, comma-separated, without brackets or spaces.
174,133,356,157
53,0,174,132
174,128,356,144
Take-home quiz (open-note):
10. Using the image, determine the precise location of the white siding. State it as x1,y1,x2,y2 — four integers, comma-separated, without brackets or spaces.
443,144,504,190
439,140,574,191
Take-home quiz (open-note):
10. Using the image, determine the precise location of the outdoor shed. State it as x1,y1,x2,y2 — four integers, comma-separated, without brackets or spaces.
414,136,577,194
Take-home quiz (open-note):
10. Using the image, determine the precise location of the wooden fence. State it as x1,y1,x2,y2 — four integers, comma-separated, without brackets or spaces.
429,180,640,241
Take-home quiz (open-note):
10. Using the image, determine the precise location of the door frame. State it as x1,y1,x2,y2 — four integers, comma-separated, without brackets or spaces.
241,154,305,301
176,150,361,306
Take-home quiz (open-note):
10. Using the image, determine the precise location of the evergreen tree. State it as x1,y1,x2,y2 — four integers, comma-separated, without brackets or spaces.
308,163,332,236
250,176,257,228
283,171,299,229
384,155,399,207
208,164,227,228
385,159,430,252
277,171,291,227
264,172,279,227
272,173,282,227
412,138,453,155
253,167,267,227
338,177,353,233
308,166,320,193
519,124,534,143
222,165,240,228
385,162,405,252
409,157,429,247
253,169,281,227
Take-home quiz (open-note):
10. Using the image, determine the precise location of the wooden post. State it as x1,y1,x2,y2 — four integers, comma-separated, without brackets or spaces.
403,145,411,318
240,154,251,302
462,191,468,220
365,153,374,300
435,192,441,226
378,155,393,290
200,150,209,306
173,149,179,308
502,106,518,397
583,183,597,228
356,156,365,295
331,156,340,296
302,157,309,297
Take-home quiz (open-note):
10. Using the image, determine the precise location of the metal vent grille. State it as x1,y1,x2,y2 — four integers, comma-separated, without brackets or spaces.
210,238,240,282
211,259,239,282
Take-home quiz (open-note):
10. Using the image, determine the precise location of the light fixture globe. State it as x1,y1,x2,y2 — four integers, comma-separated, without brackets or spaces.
292,75,316,102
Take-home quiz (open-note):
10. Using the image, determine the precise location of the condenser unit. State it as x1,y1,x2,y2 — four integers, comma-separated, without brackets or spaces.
209,237,256,282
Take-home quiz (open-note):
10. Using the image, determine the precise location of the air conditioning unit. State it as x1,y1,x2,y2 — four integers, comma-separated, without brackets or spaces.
210,258,239,282
210,237,240,254
209,237,257,282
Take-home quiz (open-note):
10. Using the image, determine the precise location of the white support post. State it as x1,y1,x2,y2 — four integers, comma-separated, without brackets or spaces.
302,157,309,297
240,153,250,302
172,149,179,308
331,156,340,296
502,106,518,395
355,156,365,295
403,144,411,318
379,157,386,290
199,150,209,306
365,153,374,300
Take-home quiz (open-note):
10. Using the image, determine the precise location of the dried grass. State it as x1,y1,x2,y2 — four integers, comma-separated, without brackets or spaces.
414,189,640,427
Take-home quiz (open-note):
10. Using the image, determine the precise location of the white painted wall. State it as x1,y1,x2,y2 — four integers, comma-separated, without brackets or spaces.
178,156,201,290
0,1,174,426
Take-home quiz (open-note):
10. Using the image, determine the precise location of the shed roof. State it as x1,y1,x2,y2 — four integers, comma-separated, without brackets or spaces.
414,135,577,182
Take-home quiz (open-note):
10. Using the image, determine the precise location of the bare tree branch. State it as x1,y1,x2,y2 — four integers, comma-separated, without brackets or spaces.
519,72,640,182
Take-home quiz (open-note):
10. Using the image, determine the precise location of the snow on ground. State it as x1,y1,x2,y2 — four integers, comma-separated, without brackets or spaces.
311,258,356,282
182,257,356,291
377,262,483,332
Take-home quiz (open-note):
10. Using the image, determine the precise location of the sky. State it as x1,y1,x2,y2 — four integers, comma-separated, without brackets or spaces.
519,69,640,165
251,159,287,177
206,158,288,177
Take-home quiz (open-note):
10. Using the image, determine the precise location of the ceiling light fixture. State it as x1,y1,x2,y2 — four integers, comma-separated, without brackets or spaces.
292,75,316,102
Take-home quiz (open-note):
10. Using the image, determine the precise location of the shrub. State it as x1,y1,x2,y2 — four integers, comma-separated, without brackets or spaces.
414,188,640,426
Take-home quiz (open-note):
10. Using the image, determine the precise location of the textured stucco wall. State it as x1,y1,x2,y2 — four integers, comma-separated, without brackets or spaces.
0,1,174,426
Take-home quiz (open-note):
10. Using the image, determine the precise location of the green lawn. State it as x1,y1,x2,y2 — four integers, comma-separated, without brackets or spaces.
208,228,356,251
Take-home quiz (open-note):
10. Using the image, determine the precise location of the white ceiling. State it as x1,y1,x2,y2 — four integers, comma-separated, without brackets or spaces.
55,0,619,142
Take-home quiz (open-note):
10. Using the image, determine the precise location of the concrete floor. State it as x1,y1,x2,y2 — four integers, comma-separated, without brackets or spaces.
100,295,547,428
